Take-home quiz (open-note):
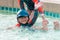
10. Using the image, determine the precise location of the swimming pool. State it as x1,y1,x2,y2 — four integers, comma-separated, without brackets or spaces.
0,13,60,40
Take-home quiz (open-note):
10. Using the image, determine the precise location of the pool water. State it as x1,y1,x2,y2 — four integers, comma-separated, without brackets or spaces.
0,14,60,40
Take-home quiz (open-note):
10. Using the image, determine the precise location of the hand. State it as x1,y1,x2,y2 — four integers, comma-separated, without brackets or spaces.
41,19,48,31
42,19,48,24
53,21,60,30
32,26,41,30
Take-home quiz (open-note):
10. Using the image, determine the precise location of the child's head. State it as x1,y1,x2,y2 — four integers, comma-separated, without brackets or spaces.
17,9,29,24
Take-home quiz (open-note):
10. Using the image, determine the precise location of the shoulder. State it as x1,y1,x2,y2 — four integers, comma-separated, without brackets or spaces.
16,23,21,27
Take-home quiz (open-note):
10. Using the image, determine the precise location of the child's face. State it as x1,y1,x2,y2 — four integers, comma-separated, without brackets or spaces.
18,16,29,24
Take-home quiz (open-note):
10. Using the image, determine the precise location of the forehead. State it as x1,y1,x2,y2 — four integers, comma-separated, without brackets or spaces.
18,16,28,18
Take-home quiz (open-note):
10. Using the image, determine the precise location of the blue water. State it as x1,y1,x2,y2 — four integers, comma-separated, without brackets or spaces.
0,14,60,40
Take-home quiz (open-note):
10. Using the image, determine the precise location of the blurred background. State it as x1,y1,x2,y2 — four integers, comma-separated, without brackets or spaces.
0,0,60,18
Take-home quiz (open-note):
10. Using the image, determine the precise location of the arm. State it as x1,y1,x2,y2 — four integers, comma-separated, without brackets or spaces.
32,26,42,30
36,2,45,20
38,7,45,20
18,0,25,9
7,26,17,30
7,23,20,30
32,26,48,31
33,0,45,20
32,20,48,31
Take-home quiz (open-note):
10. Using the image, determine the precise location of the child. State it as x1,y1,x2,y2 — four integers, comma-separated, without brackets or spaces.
7,9,48,31
53,21,60,30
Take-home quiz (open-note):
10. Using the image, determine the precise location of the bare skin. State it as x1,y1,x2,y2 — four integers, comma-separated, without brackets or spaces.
18,17,29,24
53,21,60,30
32,19,48,31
